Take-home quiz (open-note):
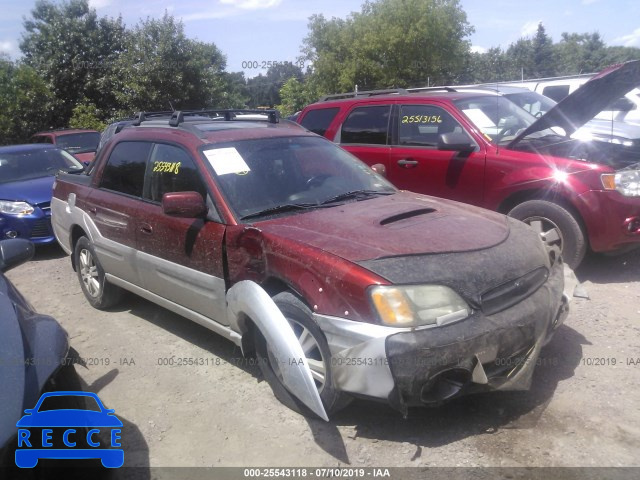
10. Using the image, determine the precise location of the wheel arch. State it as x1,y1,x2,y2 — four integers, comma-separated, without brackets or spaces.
69,225,89,271
498,188,590,246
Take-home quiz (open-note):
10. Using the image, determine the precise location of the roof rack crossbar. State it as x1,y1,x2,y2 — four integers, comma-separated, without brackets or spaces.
405,86,458,93
160,109,281,126
319,88,409,102
132,110,175,126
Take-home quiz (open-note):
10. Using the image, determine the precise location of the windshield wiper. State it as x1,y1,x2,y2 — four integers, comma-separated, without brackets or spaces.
319,189,394,205
240,203,325,221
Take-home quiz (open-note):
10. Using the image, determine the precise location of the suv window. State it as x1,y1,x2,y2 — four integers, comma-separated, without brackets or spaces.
341,106,390,145
100,141,152,197
300,108,340,136
398,105,463,147
541,85,570,102
145,143,207,202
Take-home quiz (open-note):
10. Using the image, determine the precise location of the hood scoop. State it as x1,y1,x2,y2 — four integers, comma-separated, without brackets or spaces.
380,208,436,226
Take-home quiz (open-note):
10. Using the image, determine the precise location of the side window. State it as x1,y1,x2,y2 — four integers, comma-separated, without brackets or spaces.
542,85,570,102
145,144,207,203
299,108,340,136
341,106,390,145
100,141,152,197
398,105,463,147
31,136,52,144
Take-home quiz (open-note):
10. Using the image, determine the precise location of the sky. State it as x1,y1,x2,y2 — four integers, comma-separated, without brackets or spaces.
0,0,638,76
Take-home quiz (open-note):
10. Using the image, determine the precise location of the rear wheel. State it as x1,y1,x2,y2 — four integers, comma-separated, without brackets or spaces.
74,236,123,309
255,292,350,418
508,200,587,268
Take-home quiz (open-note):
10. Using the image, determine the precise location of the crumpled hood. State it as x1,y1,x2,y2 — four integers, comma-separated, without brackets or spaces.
256,192,510,262
510,60,640,146
0,175,55,205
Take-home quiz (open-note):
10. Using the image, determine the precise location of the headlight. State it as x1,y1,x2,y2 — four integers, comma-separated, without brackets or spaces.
0,200,34,215
601,170,640,196
369,285,470,328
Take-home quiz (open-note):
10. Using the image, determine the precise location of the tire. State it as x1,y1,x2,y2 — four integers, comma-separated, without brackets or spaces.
255,292,350,418
74,236,123,309
508,200,587,268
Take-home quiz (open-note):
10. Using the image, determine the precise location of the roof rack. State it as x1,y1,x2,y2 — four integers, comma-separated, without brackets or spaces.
405,86,458,93
167,109,280,127
319,88,409,102
131,111,175,126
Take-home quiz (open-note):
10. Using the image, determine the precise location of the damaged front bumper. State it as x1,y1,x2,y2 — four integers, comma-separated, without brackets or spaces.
315,259,568,414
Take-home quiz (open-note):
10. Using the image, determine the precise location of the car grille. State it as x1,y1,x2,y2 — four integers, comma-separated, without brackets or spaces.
480,267,549,316
30,218,51,238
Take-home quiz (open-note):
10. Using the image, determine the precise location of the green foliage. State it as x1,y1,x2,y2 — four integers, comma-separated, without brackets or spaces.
20,0,126,126
68,103,107,131
276,77,319,116
111,14,229,112
302,0,474,93
246,62,304,108
0,57,56,144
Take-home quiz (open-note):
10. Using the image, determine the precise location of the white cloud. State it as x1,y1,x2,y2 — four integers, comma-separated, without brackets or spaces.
520,20,541,38
614,28,640,47
470,45,487,54
220,0,282,9
89,0,113,9
581,0,599,5
0,40,18,58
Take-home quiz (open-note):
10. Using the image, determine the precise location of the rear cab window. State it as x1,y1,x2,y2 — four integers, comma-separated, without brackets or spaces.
99,141,152,197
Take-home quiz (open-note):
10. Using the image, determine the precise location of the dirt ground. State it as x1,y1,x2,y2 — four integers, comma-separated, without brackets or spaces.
5,244,640,474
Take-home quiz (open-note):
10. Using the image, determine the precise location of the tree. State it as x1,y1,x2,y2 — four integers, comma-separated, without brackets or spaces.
276,77,319,116
20,0,126,126
302,0,473,93
532,23,556,77
246,62,304,108
0,57,56,144
111,13,230,114
68,103,107,131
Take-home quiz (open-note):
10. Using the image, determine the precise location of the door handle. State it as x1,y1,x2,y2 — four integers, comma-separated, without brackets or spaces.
139,223,153,235
88,207,97,215
397,159,418,168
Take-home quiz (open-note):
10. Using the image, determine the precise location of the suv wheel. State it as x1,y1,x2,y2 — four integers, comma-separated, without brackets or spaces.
508,200,587,268
74,236,123,309
255,292,350,418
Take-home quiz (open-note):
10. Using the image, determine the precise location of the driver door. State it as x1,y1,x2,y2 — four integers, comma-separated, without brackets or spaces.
388,103,486,205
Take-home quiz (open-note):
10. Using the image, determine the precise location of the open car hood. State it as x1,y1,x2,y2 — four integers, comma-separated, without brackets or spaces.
509,60,640,148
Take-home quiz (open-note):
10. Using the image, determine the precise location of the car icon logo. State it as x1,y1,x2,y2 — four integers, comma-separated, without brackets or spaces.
15,391,124,468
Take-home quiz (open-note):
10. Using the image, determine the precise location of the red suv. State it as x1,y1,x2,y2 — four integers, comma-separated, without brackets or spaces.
51,109,567,419
298,61,640,268
31,129,100,163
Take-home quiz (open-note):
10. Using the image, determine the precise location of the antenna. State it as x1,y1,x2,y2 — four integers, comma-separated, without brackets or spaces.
168,101,175,112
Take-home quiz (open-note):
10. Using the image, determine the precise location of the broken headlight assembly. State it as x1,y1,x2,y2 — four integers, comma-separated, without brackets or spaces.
369,285,470,328
601,170,640,197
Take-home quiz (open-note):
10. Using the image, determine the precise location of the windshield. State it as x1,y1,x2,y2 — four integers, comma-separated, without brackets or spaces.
454,95,559,145
56,132,100,153
504,91,557,118
202,136,396,220
0,148,84,184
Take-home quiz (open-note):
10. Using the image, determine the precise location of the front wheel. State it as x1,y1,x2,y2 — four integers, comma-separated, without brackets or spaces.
508,200,587,268
255,292,350,418
74,236,123,309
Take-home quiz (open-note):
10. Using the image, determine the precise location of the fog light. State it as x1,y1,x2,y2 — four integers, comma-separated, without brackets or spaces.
624,217,640,235
5,230,18,238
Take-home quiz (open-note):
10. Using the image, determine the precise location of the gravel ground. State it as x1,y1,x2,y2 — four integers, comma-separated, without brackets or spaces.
4,244,640,475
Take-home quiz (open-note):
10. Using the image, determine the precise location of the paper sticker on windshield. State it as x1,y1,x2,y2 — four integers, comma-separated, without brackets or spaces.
204,148,250,176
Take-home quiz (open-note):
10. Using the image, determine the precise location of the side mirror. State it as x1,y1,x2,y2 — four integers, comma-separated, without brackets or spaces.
0,239,35,273
438,132,476,152
162,191,207,218
371,163,387,177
